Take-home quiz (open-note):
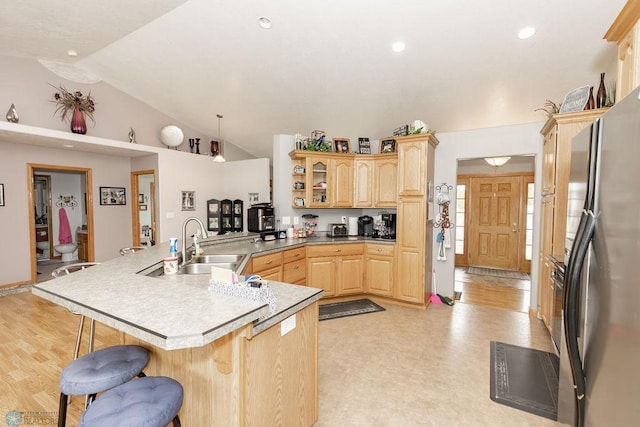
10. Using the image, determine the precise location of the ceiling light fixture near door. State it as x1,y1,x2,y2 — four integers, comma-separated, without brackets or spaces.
484,157,511,167
212,114,225,163
258,16,272,29
392,41,405,53
517,26,536,39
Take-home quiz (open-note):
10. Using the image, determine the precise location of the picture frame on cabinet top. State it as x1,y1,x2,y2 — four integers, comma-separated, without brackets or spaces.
333,138,350,153
380,138,396,153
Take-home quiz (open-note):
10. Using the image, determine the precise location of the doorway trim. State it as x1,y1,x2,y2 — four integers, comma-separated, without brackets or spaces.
131,170,156,246
27,164,94,282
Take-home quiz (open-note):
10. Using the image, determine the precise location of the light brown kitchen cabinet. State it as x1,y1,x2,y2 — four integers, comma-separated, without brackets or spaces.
245,251,283,281
365,243,395,297
307,157,330,208
398,139,427,196
307,244,364,297
330,157,353,207
395,134,437,306
77,231,88,262
353,158,374,207
374,156,398,207
537,110,605,333
605,1,640,102
283,246,306,285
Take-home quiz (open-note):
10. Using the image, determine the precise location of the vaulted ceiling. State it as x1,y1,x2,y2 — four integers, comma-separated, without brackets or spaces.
0,0,626,158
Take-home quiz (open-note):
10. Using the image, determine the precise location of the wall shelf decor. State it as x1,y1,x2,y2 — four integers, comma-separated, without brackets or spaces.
220,199,233,233
233,199,244,232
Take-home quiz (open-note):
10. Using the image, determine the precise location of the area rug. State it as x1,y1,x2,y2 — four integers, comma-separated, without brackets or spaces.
490,341,559,421
319,299,385,321
468,267,530,280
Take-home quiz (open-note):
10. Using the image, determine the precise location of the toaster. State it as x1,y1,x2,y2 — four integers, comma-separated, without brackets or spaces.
327,223,348,237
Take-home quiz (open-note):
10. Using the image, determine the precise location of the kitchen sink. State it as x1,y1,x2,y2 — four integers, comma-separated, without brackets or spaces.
178,262,237,275
138,254,245,277
190,254,245,264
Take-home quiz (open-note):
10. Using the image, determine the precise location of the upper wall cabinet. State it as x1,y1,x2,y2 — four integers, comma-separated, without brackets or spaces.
605,0,640,101
289,151,398,209
398,139,426,196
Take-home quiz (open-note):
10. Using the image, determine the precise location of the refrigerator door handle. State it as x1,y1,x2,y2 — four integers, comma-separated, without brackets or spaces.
565,210,596,427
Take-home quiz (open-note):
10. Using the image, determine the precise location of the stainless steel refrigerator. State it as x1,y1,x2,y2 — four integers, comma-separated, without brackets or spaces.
558,86,640,426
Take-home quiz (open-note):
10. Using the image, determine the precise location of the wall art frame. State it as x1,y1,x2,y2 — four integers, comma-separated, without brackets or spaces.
181,191,195,211
333,138,350,153
99,186,126,206
0,183,4,206
380,138,396,153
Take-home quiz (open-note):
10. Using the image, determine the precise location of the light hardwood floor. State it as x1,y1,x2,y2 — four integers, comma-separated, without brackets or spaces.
1,275,552,426
454,267,531,313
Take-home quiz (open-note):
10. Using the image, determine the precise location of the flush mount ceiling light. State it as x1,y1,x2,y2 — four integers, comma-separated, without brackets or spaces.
212,114,225,162
392,41,405,53
67,50,78,57
484,157,511,167
518,26,536,39
258,16,272,29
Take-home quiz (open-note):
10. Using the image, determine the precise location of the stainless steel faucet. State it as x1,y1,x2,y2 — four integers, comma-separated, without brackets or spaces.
181,217,208,266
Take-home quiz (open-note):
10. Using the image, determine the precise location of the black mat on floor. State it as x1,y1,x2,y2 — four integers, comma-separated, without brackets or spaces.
490,341,559,421
319,298,385,321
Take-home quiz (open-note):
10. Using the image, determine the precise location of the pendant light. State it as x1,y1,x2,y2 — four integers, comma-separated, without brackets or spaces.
212,114,225,162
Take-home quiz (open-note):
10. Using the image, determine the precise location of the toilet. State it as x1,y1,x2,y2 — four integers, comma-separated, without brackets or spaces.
36,241,50,260
54,243,77,262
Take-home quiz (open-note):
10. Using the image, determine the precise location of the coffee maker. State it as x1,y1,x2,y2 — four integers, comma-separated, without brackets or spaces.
248,203,275,232
381,213,397,239
357,215,373,236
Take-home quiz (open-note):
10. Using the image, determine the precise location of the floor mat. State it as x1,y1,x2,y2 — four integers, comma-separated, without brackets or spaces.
490,341,559,421
468,267,530,280
319,298,385,321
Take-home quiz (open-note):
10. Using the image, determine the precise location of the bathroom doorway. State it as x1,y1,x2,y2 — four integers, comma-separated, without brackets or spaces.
27,164,94,283
131,170,156,247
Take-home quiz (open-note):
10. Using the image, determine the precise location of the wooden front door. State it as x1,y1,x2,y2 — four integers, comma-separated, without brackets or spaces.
469,176,521,269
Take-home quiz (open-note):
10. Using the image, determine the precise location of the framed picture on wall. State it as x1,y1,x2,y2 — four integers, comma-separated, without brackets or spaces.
138,194,145,204
0,183,4,206
99,186,126,205
139,204,148,211
181,191,195,211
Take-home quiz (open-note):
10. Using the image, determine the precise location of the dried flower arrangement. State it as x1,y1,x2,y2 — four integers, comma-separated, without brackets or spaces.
534,99,561,118
50,84,96,123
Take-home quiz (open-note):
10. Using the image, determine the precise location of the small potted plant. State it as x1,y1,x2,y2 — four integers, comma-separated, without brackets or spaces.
51,84,96,134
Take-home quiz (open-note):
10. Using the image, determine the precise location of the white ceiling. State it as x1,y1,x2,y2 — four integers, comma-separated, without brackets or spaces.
0,0,627,158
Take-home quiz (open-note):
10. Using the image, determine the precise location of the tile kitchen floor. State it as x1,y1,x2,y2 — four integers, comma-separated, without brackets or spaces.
0,292,555,426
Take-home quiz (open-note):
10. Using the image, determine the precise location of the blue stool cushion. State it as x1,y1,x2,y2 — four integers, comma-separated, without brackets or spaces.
60,345,150,396
78,376,183,427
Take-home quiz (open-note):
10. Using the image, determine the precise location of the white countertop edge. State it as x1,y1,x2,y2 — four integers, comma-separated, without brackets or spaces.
32,286,271,350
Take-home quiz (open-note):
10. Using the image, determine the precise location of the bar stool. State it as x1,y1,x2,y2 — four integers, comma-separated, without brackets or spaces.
52,263,101,360
58,345,150,427
119,246,147,256
78,376,183,427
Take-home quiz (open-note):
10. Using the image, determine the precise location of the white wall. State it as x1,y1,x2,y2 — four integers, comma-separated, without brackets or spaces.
433,122,545,312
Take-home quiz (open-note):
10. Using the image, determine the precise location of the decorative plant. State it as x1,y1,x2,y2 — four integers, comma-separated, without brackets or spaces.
50,84,96,123
534,99,561,118
303,138,332,152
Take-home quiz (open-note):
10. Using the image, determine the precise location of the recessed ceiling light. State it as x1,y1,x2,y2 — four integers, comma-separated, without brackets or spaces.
258,16,272,29
392,41,405,53
67,50,78,57
518,26,536,39
63,144,74,148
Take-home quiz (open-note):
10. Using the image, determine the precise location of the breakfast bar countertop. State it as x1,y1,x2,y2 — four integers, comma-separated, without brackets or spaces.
32,235,325,350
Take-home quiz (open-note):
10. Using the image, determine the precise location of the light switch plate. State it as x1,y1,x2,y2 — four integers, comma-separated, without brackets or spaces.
282,216,291,225
281,314,296,336
293,216,300,225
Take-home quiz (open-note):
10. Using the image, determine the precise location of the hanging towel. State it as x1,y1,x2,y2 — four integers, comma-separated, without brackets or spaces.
444,228,452,249
58,207,72,244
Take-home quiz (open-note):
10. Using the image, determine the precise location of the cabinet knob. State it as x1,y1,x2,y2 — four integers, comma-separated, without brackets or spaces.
334,248,341,252
293,266,299,270
266,260,273,264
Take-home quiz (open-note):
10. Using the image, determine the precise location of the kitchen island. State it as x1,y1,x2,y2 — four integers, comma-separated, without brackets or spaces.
32,234,324,426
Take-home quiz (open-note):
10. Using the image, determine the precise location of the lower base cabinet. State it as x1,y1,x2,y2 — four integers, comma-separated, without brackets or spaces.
365,243,395,297
123,303,319,426
307,244,364,297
